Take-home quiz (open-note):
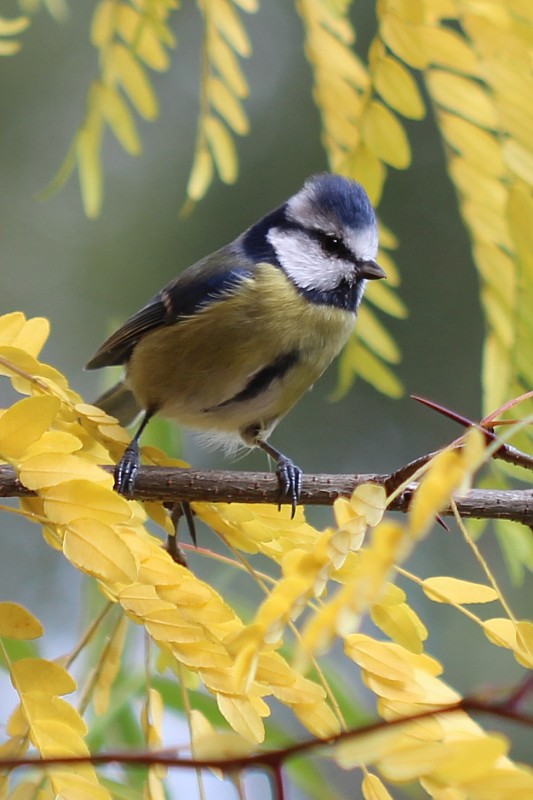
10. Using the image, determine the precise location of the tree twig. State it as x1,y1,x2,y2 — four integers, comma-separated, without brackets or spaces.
0,694,531,773
1,464,533,524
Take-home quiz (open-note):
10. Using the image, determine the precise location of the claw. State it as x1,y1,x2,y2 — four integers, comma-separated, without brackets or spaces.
276,455,303,518
113,409,154,499
114,441,140,498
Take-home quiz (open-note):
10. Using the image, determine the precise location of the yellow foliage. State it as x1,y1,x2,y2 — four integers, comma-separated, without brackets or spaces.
408,429,485,539
185,0,255,203
0,14,30,55
4,0,533,786
1,605,110,799
421,576,498,605
0,308,531,800
0,602,43,640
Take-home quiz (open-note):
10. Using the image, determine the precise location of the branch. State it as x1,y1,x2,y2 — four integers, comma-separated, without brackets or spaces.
1,464,533,524
0,694,531,773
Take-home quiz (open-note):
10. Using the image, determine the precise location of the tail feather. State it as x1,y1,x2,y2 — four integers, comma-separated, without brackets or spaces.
93,381,141,427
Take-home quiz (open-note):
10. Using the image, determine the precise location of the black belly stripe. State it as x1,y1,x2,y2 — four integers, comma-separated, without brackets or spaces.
205,351,300,411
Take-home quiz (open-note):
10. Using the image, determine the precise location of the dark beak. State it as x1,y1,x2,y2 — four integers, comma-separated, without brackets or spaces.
359,260,386,280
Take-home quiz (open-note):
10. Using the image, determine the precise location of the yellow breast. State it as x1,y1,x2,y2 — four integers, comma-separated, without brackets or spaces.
127,263,356,436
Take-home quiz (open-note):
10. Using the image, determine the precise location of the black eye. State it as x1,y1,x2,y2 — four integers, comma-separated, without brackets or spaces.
319,233,344,257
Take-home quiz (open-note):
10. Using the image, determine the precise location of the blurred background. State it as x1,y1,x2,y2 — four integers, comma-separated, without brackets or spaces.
1,0,531,792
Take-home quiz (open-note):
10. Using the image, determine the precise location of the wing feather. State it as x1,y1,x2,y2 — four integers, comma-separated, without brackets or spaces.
86,261,253,369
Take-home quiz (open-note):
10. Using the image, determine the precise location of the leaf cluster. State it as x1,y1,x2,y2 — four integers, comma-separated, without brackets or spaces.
0,311,531,799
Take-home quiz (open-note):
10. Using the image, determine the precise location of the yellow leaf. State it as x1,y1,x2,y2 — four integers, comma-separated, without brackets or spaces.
408,447,468,537
460,766,533,800
109,43,158,119
93,615,128,715
380,15,428,69
378,735,502,783
0,345,69,396
315,73,361,119
209,30,249,98
449,156,506,211
145,770,166,800
431,735,509,783
204,115,238,183
91,0,115,48
100,84,141,155
371,602,427,653
42,479,132,526
191,722,253,760
216,695,265,744
186,146,213,202
373,56,425,119
63,518,138,584
427,70,497,129
0,15,30,35
116,5,169,71
207,76,249,134
140,691,162,758
77,116,103,218
10,316,50,358
292,699,340,739
349,483,387,527
336,726,405,768
232,0,258,12
0,603,43,640
357,305,402,363
362,773,394,800
22,692,88,739
11,659,76,695
345,633,415,682
308,25,364,83
0,396,60,461
0,39,21,55
422,577,498,605
482,617,533,667
323,107,360,149
0,311,26,342
440,112,504,175
503,139,533,187
341,342,403,399
51,772,111,800
362,101,411,169
24,430,83,457
344,144,387,205
365,280,408,318
20,452,111,490
515,620,533,669
424,26,481,76
211,0,252,57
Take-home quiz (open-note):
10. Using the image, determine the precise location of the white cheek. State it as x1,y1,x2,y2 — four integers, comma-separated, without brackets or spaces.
267,228,350,291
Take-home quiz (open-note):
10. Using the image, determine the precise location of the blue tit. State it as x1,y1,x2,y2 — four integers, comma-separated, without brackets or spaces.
86,173,385,518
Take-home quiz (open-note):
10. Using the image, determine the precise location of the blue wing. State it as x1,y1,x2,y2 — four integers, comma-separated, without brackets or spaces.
86,263,253,369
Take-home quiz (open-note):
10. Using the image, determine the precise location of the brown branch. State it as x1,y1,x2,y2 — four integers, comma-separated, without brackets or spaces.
0,696,531,774
1,464,533,524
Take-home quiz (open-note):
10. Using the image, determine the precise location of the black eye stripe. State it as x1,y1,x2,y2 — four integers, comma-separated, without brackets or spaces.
313,230,353,261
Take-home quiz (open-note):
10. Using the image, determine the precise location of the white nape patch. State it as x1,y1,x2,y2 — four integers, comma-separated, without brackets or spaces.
267,227,349,291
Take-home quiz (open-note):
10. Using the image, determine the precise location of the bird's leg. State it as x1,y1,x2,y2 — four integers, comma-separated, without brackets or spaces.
256,439,302,518
114,409,154,497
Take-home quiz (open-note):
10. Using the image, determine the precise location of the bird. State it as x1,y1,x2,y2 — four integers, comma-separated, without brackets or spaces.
86,173,385,522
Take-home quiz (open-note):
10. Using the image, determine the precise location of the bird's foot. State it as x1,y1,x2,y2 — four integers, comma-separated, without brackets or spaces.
114,441,140,498
276,456,302,519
